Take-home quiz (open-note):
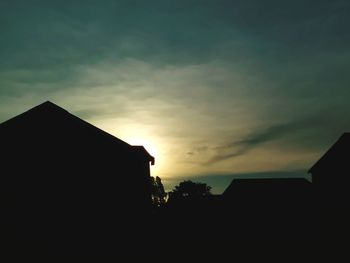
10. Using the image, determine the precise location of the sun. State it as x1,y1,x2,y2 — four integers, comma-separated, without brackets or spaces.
127,137,163,176
127,137,158,158
97,120,166,177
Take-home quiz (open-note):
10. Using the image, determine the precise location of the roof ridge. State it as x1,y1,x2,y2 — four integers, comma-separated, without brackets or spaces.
0,101,131,148
309,132,350,173
0,101,69,126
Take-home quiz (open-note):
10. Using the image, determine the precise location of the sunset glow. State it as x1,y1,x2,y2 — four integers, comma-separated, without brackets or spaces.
1,0,349,193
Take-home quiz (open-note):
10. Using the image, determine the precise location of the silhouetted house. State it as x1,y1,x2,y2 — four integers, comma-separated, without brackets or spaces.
223,177,312,204
309,133,350,188
222,178,313,237
308,133,350,237
308,133,350,217
0,101,154,242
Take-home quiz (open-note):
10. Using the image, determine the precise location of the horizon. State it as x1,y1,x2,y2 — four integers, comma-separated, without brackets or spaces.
0,100,319,194
1,0,349,193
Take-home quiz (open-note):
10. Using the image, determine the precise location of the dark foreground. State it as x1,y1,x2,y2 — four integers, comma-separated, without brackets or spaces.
2,189,349,260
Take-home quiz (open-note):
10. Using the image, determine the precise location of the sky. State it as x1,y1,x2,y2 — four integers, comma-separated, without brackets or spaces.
1,0,350,193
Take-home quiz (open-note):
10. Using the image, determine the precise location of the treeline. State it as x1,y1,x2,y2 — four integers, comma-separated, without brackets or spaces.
150,176,213,208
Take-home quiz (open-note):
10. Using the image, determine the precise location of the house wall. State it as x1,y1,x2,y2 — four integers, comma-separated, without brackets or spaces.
0,120,152,241
312,165,350,189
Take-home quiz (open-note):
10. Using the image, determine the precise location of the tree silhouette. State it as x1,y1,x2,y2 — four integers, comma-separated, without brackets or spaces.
150,176,167,207
167,180,212,204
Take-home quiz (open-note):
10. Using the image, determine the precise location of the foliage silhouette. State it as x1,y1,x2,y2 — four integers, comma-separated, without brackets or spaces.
167,180,212,204
2,101,349,257
150,176,167,207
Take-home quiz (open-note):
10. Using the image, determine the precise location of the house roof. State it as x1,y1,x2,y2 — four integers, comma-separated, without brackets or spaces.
0,101,155,163
223,177,311,196
132,146,155,165
308,133,350,174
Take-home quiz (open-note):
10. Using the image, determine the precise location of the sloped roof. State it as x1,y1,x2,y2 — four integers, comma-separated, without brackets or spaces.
132,146,155,165
0,101,154,163
223,177,311,196
309,133,350,173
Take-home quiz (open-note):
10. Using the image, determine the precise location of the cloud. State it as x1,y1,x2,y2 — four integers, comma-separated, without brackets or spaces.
0,0,350,182
207,113,344,164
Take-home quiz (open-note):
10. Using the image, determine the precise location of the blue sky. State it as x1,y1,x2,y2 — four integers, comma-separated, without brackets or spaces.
1,0,349,193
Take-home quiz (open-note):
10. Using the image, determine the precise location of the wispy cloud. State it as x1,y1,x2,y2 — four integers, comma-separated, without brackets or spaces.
206,114,339,164
1,0,350,183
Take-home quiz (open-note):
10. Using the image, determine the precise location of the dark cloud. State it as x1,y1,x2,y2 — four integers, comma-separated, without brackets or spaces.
2,0,348,71
188,146,209,156
1,0,349,87
1,0,350,181
208,113,348,164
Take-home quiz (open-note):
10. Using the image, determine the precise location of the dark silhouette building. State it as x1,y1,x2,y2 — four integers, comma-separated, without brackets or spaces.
308,133,350,237
219,133,350,239
222,178,314,239
0,101,154,244
223,177,312,198
309,132,350,188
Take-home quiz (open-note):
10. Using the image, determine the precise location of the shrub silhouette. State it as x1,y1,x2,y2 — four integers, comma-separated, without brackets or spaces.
167,180,212,205
150,176,167,207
